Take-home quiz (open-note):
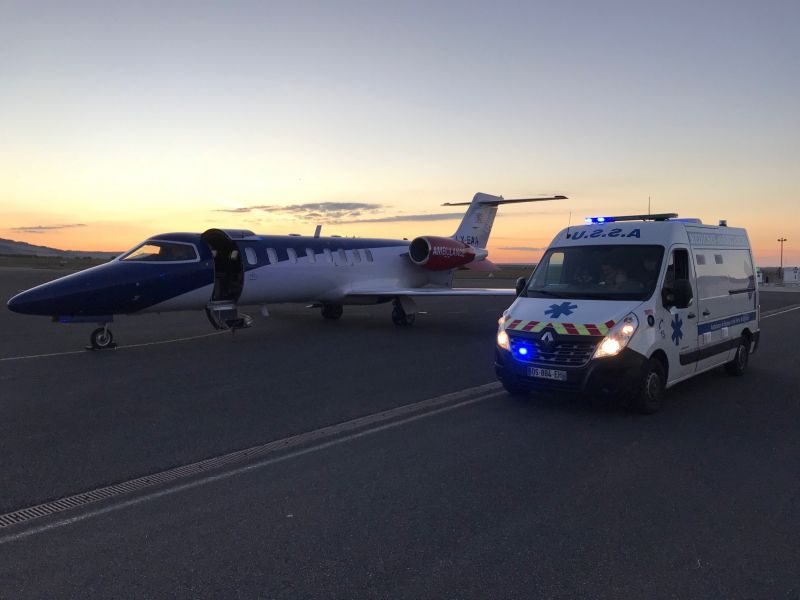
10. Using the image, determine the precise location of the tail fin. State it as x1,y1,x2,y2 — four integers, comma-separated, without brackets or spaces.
445,193,566,248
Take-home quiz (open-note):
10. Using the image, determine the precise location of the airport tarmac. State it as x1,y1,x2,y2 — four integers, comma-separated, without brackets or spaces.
1,266,799,598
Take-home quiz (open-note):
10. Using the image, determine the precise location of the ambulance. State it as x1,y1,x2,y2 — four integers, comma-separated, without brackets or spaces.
495,214,759,413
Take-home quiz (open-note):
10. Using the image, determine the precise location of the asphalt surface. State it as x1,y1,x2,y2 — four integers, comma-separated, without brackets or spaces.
1,267,799,599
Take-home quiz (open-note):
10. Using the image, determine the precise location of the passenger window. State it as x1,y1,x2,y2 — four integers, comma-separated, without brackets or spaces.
364,249,374,262
323,248,333,263
714,254,723,264
287,248,298,264
244,247,257,265
337,249,348,265
306,248,316,263
352,249,362,263
696,254,706,265
267,248,278,265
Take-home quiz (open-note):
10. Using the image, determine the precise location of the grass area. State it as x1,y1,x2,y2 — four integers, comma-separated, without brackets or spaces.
0,255,112,270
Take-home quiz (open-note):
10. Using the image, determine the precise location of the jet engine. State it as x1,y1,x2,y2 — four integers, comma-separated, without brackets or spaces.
408,236,482,270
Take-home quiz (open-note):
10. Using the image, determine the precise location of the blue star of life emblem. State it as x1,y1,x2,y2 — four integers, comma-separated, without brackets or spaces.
671,313,683,346
544,302,578,319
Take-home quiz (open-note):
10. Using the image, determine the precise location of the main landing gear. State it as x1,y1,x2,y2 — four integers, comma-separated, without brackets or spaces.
89,326,116,350
391,298,416,327
321,303,343,320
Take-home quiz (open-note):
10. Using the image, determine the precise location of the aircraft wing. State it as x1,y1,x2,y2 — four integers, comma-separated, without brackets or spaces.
345,287,517,297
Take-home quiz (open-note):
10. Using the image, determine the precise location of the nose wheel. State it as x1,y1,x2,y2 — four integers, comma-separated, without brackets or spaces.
89,326,116,350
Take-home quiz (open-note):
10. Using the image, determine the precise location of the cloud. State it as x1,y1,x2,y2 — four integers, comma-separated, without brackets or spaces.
10,223,87,234
496,246,548,252
214,202,384,223
338,212,465,224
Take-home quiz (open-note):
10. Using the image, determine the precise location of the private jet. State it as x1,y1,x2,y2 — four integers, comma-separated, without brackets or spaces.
7,193,564,348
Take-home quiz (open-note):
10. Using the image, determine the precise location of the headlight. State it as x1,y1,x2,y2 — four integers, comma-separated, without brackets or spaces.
497,328,510,351
593,313,638,359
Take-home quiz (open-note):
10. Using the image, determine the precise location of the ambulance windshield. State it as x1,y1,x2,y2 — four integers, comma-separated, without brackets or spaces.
526,245,665,301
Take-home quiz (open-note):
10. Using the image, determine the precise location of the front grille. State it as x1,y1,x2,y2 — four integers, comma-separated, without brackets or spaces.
509,335,599,367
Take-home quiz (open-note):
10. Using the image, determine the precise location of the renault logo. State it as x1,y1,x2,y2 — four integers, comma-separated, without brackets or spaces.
541,331,555,346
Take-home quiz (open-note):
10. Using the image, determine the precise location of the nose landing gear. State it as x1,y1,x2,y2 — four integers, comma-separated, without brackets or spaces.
89,326,116,350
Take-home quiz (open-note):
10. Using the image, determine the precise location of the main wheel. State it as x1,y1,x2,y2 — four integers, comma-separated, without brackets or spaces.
321,304,343,320
391,306,416,326
725,338,749,376
631,358,666,414
90,327,114,350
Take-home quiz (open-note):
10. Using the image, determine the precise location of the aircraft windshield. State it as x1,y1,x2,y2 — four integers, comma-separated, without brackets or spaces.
121,241,198,262
525,244,665,301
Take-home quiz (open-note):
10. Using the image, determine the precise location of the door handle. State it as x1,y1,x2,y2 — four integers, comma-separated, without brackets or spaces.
687,313,696,319
702,309,711,316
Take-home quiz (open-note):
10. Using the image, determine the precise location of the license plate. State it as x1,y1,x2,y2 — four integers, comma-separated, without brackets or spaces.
527,367,567,381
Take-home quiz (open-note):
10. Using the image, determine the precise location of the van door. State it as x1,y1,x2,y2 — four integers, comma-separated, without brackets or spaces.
693,248,757,371
659,247,699,384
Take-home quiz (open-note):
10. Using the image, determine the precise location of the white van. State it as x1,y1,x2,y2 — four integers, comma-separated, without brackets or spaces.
495,214,759,413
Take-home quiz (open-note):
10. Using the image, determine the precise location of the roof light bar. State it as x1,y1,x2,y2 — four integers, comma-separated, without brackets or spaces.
584,213,678,224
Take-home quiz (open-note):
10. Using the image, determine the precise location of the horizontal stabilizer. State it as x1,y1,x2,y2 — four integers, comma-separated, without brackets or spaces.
443,195,566,207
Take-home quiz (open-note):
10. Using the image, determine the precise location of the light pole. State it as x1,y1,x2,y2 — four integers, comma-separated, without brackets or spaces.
778,237,787,281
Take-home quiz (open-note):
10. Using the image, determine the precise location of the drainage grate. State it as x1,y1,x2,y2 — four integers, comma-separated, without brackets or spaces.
0,382,502,531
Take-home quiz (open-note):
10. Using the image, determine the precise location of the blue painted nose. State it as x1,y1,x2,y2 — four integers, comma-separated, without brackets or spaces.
7,292,26,313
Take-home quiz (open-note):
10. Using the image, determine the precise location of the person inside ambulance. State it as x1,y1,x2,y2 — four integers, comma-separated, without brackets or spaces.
599,261,629,289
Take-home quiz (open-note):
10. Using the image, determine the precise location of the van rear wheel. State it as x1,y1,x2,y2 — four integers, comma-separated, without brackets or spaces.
631,358,666,414
725,338,749,376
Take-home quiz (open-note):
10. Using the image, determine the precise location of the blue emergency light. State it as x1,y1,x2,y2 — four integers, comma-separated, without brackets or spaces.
585,216,615,224
513,342,535,361
584,213,678,224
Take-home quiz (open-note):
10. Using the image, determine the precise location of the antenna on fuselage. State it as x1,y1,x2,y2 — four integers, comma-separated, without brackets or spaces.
314,225,322,238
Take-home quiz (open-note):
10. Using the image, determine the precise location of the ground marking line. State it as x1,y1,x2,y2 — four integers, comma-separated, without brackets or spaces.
0,384,504,544
761,305,800,319
0,330,227,362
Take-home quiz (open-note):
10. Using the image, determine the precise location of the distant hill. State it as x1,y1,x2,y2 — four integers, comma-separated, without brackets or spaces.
0,238,120,260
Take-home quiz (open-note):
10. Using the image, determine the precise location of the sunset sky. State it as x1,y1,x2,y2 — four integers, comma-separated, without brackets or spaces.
1,1,797,265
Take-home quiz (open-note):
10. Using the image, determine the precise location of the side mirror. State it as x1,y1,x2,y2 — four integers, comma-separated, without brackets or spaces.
663,279,693,309
515,277,527,296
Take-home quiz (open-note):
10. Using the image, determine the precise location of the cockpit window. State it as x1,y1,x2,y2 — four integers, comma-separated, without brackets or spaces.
121,241,198,262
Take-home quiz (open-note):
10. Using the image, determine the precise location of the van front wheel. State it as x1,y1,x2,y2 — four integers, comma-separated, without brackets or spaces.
725,338,749,376
632,358,666,414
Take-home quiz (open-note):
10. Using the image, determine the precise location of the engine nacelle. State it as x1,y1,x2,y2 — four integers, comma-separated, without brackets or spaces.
408,236,477,271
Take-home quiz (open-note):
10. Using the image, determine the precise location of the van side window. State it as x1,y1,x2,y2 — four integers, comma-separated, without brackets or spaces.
306,248,316,263
696,248,754,299
664,249,690,286
244,247,258,265
287,248,298,264
267,248,278,265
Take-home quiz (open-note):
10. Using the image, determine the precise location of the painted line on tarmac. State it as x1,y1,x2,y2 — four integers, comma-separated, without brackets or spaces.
0,382,505,544
761,304,800,319
0,330,227,363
